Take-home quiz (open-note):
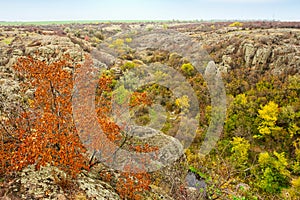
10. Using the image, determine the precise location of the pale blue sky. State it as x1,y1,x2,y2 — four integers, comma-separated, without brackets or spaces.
0,0,299,21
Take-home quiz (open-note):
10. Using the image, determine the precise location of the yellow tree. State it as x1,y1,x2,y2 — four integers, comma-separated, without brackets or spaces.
257,101,282,138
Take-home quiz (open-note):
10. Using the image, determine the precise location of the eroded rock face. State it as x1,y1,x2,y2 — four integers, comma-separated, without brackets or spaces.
243,43,256,67
252,46,272,67
1,32,86,71
199,28,300,75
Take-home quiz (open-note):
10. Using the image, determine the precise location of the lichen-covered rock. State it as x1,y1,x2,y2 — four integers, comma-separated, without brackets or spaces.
105,126,185,172
20,165,67,200
77,174,121,200
19,165,121,200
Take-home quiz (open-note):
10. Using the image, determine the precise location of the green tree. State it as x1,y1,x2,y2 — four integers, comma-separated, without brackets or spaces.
225,94,258,139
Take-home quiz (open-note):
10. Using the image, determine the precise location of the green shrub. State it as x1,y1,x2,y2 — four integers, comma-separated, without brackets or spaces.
230,137,250,168
181,63,195,76
109,38,124,48
121,61,135,71
2,37,13,45
94,31,104,40
257,151,290,193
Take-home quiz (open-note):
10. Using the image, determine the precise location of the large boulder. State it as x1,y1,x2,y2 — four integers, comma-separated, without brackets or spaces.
86,125,188,199
20,165,121,200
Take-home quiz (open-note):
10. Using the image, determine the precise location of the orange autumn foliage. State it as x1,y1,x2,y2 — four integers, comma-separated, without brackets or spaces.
0,54,156,199
0,55,88,176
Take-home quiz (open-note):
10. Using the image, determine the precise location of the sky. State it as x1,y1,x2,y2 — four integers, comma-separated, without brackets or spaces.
0,0,299,22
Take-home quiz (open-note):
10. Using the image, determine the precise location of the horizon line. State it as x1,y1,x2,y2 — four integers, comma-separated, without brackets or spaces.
1,19,299,23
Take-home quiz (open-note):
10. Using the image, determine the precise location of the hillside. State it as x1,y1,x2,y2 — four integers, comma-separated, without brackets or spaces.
0,21,299,200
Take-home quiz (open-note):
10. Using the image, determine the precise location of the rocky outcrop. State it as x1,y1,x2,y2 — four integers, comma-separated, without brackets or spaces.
198,28,300,75
252,46,272,67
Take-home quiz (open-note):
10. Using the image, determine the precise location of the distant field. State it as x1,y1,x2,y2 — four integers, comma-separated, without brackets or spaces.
0,20,186,26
